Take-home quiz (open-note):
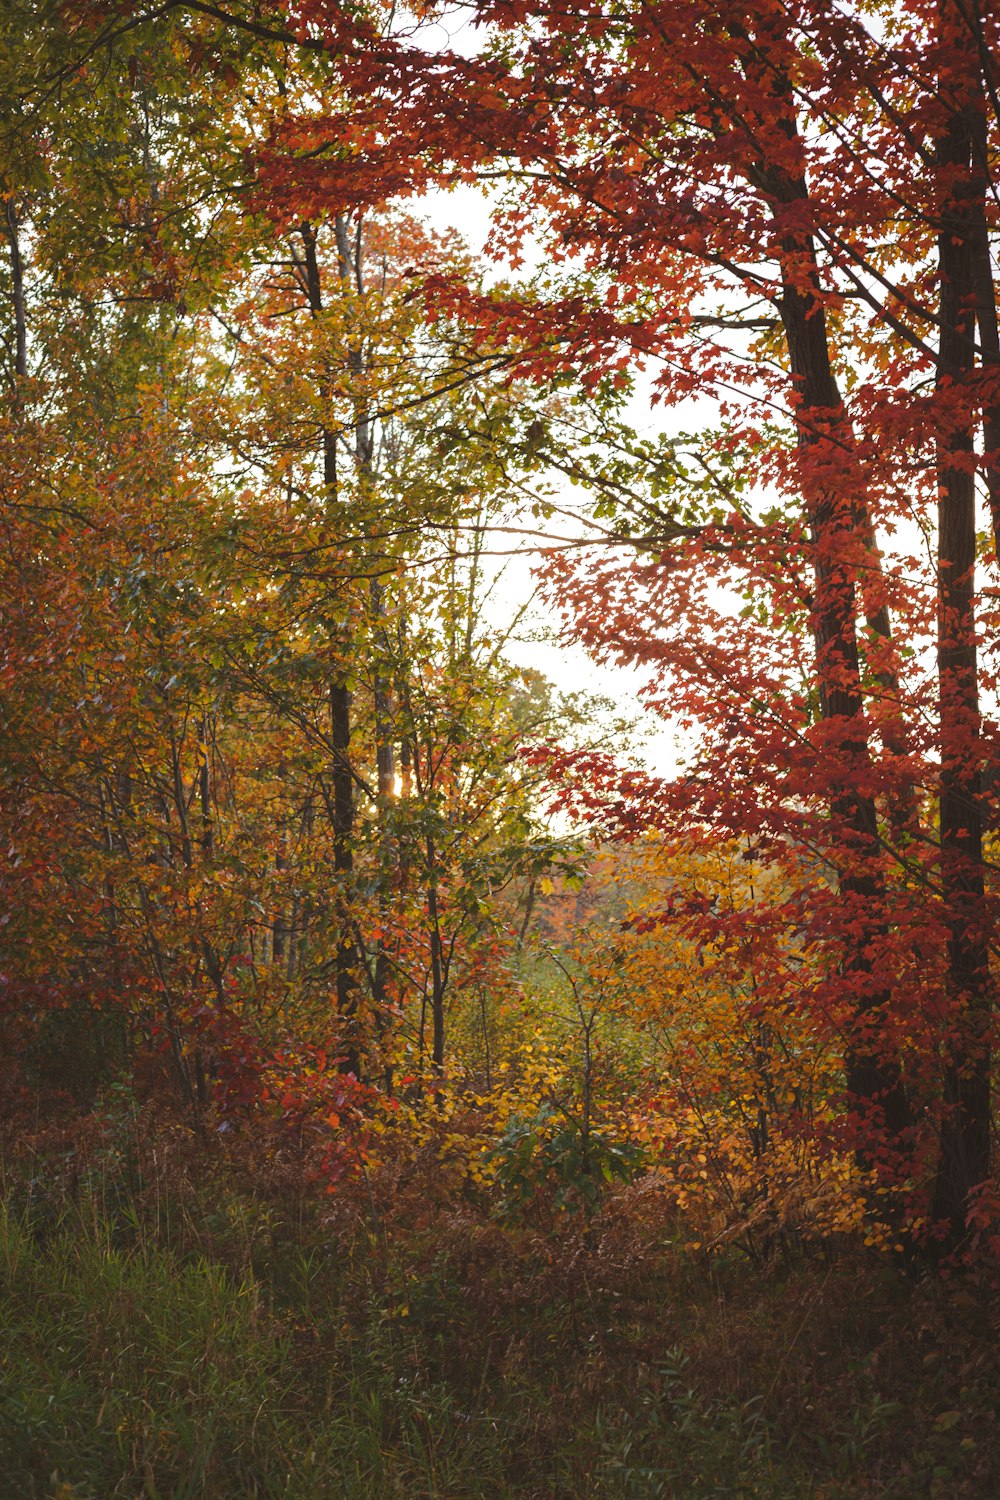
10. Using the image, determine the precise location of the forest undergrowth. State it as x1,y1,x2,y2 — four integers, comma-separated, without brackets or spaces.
1,1078,997,1500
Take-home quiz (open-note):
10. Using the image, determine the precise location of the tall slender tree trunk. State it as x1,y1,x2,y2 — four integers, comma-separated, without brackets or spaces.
954,3,1000,555
298,220,361,1073
370,577,396,1041
736,30,912,1161
272,836,287,968
426,832,446,1077
334,213,397,1050
770,187,910,1155
4,197,26,379
931,13,992,1237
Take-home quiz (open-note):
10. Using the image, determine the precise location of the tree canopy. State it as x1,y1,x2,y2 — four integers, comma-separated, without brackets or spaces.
3,0,1000,1292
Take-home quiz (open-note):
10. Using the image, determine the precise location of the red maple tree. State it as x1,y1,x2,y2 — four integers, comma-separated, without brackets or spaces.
246,0,1000,1244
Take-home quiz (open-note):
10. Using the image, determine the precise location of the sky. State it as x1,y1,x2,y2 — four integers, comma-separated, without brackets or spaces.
412,182,690,779
383,5,706,780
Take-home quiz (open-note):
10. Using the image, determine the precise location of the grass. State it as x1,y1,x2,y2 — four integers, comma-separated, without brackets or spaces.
0,1120,998,1499
0,1201,551,1498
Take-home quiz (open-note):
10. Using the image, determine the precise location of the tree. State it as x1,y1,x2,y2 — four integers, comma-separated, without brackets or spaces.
0,4,593,1115
253,0,1000,1242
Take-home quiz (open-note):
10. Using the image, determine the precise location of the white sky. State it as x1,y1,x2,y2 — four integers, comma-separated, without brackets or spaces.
413,183,690,777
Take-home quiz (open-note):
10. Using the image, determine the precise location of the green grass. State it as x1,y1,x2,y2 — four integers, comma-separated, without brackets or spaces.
0,1162,996,1500
0,1203,527,1498
0,1198,793,1499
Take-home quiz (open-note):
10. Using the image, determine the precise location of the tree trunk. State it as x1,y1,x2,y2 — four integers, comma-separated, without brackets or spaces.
772,196,910,1156
738,32,912,1160
5,197,26,379
426,832,446,1077
334,213,397,1047
931,21,992,1237
298,219,361,1072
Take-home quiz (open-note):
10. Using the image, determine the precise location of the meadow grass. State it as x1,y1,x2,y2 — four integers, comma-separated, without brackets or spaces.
0,1144,996,1499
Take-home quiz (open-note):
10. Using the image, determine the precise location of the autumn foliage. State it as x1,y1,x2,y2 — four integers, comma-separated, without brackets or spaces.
2,0,1000,1327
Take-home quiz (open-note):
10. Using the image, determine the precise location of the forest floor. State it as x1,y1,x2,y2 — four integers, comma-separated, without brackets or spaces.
0,1098,998,1500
